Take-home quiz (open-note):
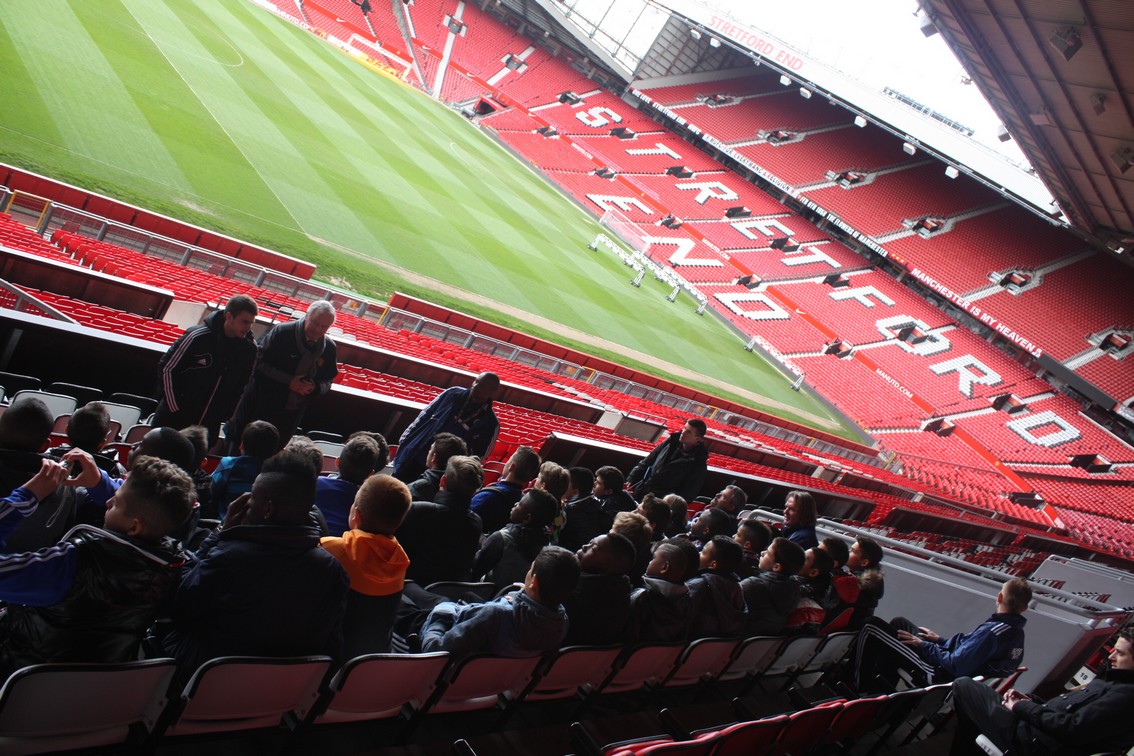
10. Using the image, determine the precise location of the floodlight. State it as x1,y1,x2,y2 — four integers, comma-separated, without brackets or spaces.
902,142,917,156
853,115,867,128
709,37,721,48
799,87,811,99
944,166,959,179
779,75,791,86
690,28,702,40
1111,147,1133,174
996,125,1011,142
1049,26,1082,61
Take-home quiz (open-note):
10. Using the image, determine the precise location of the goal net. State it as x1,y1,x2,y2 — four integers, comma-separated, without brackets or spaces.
599,207,652,258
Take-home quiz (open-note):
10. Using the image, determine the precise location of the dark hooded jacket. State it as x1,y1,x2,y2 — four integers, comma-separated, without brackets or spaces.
740,569,800,637
558,495,614,552
163,523,348,672
396,490,483,586
626,432,709,501
687,569,747,638
474,523,550,592
629,576,692,642
0,525,184,674
563,572,632,646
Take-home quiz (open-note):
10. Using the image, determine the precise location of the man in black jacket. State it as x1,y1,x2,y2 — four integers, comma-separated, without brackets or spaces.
163,451,348,672
563,532,636,645
626,419,709,502
950,627,1134,756
224,301,338,451
154,296,258,446
396,455,484,586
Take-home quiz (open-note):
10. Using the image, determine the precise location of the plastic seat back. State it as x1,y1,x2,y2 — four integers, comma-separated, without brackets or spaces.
47,382,103,407
0,659,176,756
768,700,845,756
99,402,142,434
163,655,331,737
426,654,542,715
762,634,824,679
713,714,789,756
314,652,449,725
10,390,77,420
821,694,888,748
598,643,685,696
527,645,623,702
717,636,784,682
661,637,739,689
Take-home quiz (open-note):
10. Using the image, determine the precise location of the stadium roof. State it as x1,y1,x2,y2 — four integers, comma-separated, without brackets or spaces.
638,0,1131,261
919,0,1134,255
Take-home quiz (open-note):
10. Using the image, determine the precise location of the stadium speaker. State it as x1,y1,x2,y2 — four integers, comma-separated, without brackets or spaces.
923,418,955,437
1070,454,1114,473
897,325,928,344
1049,26,1082,61
822,273,850,288
1008,491,1045,507
991,393,1027,414
1101,331,1132,353
824,339,852,358
725,206,752,219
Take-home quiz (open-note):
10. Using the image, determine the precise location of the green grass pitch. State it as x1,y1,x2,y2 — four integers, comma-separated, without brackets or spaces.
0,0,859,437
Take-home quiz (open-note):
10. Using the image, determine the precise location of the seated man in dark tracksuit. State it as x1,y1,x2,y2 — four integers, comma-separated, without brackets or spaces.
855,577,1030,693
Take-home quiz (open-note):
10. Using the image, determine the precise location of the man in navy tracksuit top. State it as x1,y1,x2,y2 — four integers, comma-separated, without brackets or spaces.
855,577,1030,692
392,373,501,483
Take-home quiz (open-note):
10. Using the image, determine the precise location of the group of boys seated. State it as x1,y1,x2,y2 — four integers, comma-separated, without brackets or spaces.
2,395,1132,755
0,398,890,681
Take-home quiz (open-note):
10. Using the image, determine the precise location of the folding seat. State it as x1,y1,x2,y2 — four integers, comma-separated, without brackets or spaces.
791,631,856,687
420,653,543,718
157,655,332,738
708,714,789,756
765,700,845,756
0,659,177,755
108,392,158,419
591,642,686,698
817,694,889,751
47,382,103,407
716,635,785,690
306,651,449,726
9,390,77,420
660,637,740,690
99,402,142,437
521,644,623,705
752,634,825,692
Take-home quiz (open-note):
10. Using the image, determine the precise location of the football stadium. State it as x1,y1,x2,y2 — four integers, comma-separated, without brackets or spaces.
0,0,1131,753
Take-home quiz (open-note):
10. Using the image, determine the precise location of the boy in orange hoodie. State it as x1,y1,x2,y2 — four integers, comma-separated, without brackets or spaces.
321,474,412,657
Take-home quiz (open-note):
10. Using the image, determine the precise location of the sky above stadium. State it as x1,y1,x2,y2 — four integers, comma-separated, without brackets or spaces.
717,0,1028,163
